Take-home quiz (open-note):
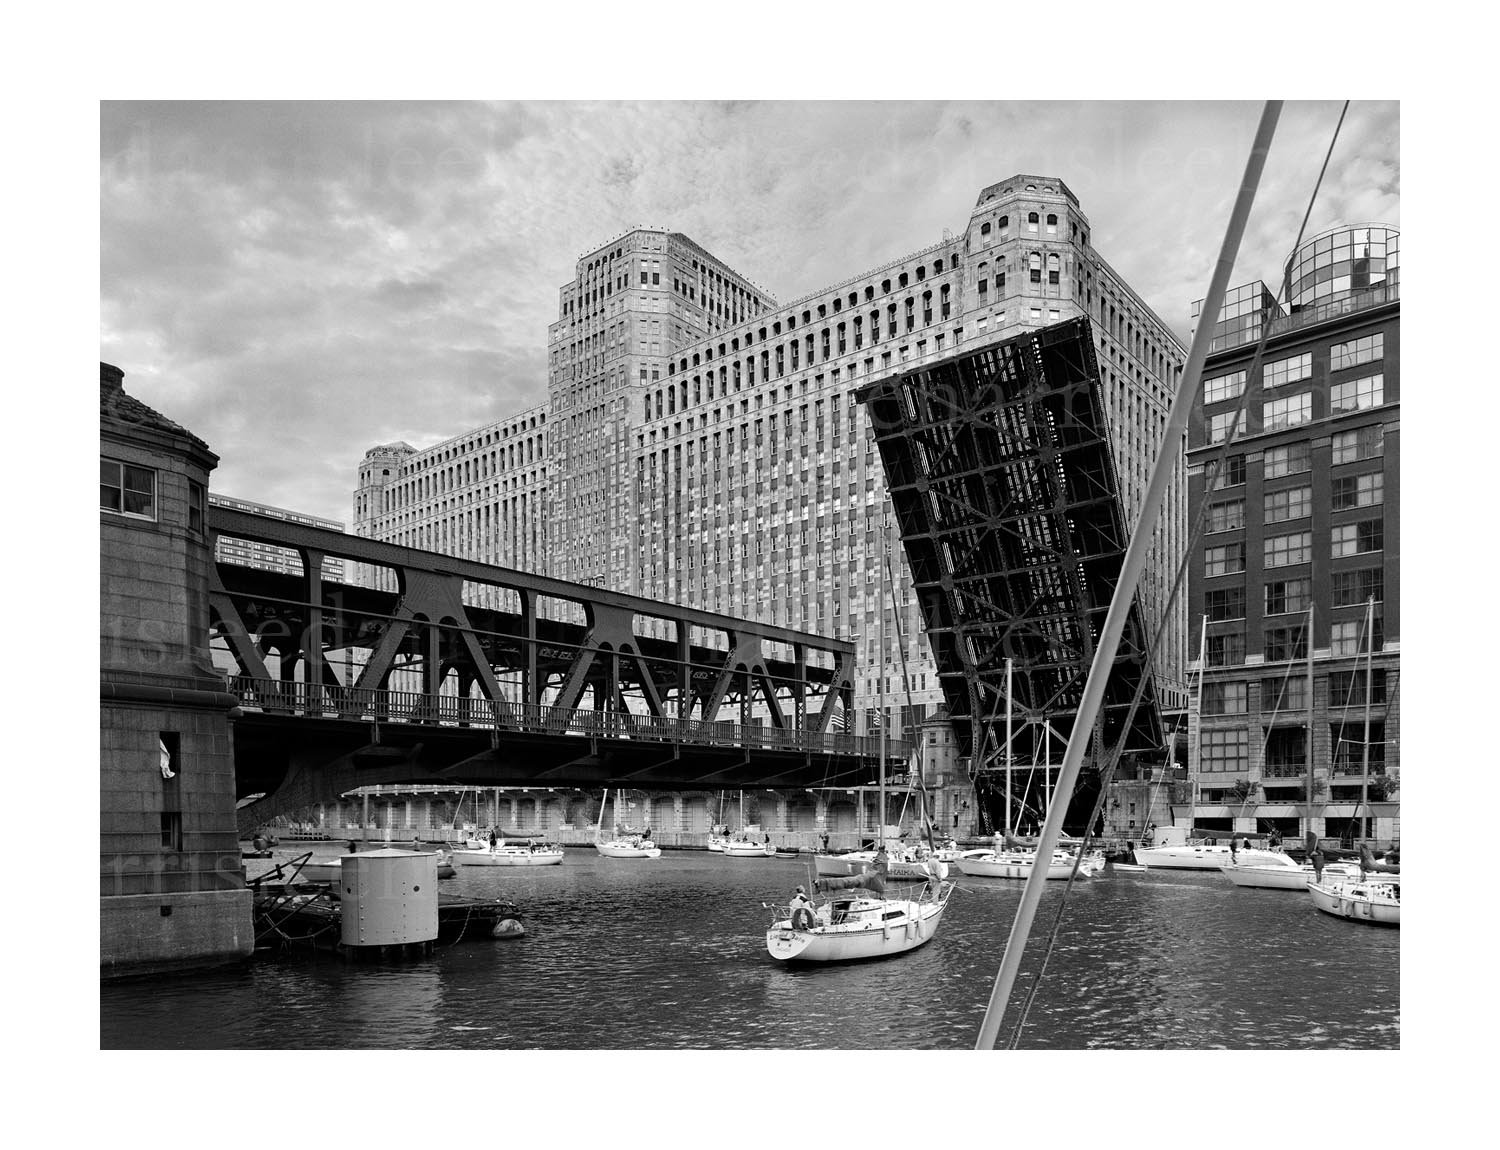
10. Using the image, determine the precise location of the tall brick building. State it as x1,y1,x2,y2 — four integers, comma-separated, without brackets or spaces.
1186,224,1400,843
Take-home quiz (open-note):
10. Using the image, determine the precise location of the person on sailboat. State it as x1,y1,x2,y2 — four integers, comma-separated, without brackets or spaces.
789,886,816,931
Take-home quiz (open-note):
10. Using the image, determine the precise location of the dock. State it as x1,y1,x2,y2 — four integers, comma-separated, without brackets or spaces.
251,882,524,957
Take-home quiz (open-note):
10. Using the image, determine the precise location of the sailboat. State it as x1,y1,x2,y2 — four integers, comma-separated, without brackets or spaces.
593,787,662,859
955,660,1101,881
1309,842,1400,925
706,792,730,852
768,526,953,963
722,789,775,857
1136,619,1293,872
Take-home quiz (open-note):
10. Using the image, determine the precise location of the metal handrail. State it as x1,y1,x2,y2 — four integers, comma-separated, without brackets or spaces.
226,675,908,759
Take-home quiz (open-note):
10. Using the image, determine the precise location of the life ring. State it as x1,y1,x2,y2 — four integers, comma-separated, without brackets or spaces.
791,907,816,931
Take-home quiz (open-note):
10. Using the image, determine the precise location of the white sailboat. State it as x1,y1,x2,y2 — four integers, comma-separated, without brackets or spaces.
1309,870,1400,926
954,660,1099,882
593,787,662,858
767,526,953,963
706,792,730,852
722,790,774,856
452,837,565,867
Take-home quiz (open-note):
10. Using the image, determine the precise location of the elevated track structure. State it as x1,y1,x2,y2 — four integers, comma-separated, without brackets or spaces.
207,507,902,832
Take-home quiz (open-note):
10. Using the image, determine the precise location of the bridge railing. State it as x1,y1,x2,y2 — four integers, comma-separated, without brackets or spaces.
227,675,907,760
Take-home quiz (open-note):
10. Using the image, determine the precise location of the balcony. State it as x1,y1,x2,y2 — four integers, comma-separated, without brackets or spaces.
1213,282,1400,352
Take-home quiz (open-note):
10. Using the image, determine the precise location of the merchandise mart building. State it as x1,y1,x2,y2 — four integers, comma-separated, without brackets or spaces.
355,175,1191,770
1186,223,1400,844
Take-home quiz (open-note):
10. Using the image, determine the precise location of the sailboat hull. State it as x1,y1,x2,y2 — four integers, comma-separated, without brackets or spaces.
1220,861,1361,889
1133,845,1289,871
766,887,952,963
814,851,948,880
1309,875,1400,926
595,842,662,858
452,846,564,866
954,852,1079,880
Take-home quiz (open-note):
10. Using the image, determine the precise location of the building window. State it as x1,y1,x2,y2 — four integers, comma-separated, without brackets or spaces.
1330,332,1383,372
1331,720,1385,772
159,731,182,849
1331,518,1384,557
1262,442,1311,478
1330,373,1384,414
101,458,157,520
1027,212,1039,232
1332,567,1384,606
1262,393,1312,431
1328,669,1388,708
188,481,206,533
1332,472,1384,509
1264,485,1312,523
1204,542,1245,578
1206,410,1242,446
1204,370,1246,404
1212,455,1247,489
1205,586,1245,621
1203,681,1248,715
1263,625,1308,662
1331,615,1383,655
1264,531,1312,568
1263,352,1312,389
1046,213,1058,234
1206,499,1244,533
1332,424,1384,464
1263,676,1308,712
1205,631,1245,667
980,221,992,236
1264,577,1311,616
1202,729,1248,770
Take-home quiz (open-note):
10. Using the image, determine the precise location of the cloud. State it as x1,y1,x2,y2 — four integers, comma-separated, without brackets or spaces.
100,100,1399,527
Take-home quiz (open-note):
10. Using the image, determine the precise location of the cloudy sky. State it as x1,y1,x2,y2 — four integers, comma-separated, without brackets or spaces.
100,100,1399,526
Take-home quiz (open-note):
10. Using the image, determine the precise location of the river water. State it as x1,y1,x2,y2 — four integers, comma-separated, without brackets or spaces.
100,845,1399,1050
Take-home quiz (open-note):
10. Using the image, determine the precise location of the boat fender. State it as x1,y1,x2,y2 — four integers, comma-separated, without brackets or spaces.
492,918,526,939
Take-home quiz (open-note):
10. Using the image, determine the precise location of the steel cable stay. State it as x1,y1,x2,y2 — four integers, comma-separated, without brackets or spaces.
977,99,1359,1049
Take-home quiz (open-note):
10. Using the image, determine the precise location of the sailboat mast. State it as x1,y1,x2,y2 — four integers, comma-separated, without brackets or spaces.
1004,657,1013,836
1194,615,1207,822
878,534,887,845
1304,602,1314,836
1360,595,1375,841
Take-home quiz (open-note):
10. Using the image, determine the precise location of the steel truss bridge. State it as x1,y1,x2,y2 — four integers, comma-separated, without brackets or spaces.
209,507,905,831
858,318,1165,831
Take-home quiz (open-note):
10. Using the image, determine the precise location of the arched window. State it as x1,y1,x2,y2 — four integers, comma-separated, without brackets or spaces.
1030,253,1043,284
934,258,944,273
899,272,908,288
980,221,992,236
1046,213,1058,234
998,215,1009,231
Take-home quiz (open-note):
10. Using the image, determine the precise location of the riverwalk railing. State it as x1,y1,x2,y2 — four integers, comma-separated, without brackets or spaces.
228,675,908,760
